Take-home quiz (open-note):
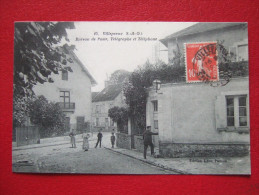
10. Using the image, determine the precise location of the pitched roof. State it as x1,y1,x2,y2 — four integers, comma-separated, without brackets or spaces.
63,44,97,85
160,22,247,47
92,84,123,102
92,92,99,99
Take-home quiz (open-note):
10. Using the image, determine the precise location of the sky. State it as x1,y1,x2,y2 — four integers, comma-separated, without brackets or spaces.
66,22,196,92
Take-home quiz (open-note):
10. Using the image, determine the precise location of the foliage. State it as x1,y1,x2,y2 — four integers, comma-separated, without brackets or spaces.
28,95,66,138
108,106,128,133
13,96,33,127
108,69,130,85
123,60,185,134
13,22,75,126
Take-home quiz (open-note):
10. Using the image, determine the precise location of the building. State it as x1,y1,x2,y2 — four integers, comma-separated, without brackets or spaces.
146,22,249,157
91,83,126,131
160,22,248,65
33,44,97,132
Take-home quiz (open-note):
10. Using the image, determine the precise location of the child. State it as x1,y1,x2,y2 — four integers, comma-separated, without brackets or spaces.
82,133,90,151
69,130,76,148
111,132,115,148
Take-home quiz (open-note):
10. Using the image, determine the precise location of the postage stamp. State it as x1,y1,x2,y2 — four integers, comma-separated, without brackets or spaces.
185,42,219,83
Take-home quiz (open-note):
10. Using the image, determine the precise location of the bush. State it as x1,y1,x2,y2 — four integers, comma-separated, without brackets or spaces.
108,106,128,133
28,95,66,138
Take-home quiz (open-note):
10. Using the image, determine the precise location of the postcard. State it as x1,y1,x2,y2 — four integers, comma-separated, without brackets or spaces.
12,22,250,174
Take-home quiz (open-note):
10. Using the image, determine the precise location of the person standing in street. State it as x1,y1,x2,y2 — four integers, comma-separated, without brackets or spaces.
95,129,103,148
82,133,90,151
69,130,76,148
143,126,158,159
111,132,115,148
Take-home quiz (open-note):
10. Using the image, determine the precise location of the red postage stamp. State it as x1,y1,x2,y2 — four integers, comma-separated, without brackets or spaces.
185,42,219,83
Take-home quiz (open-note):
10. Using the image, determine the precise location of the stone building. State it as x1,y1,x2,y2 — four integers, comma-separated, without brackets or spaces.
33,44,97,132
91,84,126,132
146,22,249,157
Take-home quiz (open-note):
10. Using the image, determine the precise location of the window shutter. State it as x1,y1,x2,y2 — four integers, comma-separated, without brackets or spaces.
146,101,152,126
215,95,227,129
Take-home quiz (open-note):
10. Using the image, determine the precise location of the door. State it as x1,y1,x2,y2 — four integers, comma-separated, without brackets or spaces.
76,116,85,133
64,117,70,132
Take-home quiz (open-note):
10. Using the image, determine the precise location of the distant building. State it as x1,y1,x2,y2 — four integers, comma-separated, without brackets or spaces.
146,23,249,157
33,44,97,132
91,83,126,132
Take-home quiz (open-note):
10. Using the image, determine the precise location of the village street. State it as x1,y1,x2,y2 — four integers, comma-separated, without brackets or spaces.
12,132,176,174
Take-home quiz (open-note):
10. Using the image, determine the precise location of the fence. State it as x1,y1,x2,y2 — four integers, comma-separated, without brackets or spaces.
16,126,40,147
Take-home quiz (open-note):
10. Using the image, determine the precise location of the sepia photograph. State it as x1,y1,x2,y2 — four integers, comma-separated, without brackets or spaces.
12,22,250,174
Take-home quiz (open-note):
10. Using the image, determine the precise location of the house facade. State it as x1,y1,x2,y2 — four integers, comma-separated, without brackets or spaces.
91,84,126,132
146,23,250,157
33,45,97,133
160,22,248,64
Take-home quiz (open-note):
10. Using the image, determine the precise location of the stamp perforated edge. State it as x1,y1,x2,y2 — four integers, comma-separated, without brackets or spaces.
184,41,219,83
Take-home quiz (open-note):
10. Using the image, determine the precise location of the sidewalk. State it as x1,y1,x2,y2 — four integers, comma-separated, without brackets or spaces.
104,147,251,175
12,134,96,151
12,132,112,151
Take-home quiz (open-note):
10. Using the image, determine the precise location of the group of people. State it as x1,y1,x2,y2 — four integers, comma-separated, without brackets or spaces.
69,129,116,151
69,125,158,159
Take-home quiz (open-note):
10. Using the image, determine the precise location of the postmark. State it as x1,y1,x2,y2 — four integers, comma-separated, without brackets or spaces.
185,42,219,83
185,42,233,86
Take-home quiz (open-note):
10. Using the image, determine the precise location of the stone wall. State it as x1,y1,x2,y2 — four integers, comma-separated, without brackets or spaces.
134,135,144,152
116,133,133,150
159,142,250,158
92,126,117,132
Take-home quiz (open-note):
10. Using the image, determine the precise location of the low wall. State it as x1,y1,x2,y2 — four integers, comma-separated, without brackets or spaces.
92,126,117,132
116,133,133,150
133,135,144,152
16,126,40,147
159,142,250,158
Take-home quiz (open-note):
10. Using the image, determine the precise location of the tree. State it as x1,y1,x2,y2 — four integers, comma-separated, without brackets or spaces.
28,95,66,137
123,59,185,134
13,22,75,127
108,106,128,133
108,69,130,85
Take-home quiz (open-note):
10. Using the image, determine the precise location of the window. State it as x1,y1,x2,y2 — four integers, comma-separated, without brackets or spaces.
152,100,158,112
60,91,70,108
239,96,247,126
62,70,68,80
226,96,247,127
96,118,99,126
154,120,158,129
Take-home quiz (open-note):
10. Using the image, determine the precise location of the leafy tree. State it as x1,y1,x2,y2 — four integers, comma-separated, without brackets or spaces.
13,22,75,127
123,59,185,134
108,69,130,85
28,95,66,138
108,106,128,133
